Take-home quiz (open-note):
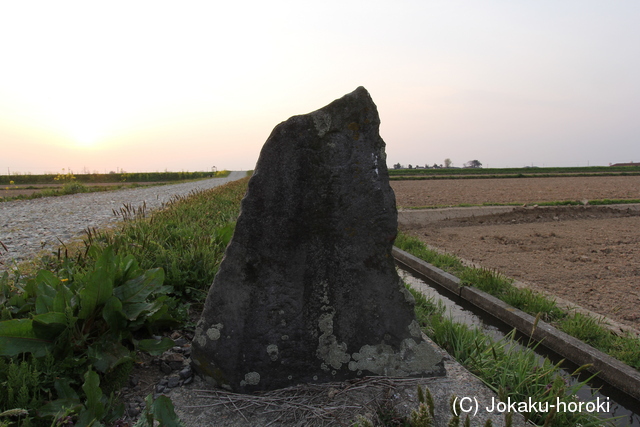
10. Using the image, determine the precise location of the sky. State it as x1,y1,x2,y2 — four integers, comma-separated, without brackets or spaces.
1,0,639,174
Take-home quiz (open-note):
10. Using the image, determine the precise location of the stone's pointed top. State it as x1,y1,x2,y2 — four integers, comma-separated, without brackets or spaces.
315,86,376,116
338,86,372,101
191,88,444,393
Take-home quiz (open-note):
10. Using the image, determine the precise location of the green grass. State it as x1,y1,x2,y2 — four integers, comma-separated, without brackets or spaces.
559,312,640,369
0,176,248,426
395,233,640,370
0,170,230,185
83,177,248,299
408,286,612,426
1,171,635,426
1,171,232,203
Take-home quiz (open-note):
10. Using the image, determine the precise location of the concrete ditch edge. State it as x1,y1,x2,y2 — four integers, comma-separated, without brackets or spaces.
392,246,640,403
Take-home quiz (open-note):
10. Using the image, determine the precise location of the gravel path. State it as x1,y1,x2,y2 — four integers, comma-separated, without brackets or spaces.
0,171,246,269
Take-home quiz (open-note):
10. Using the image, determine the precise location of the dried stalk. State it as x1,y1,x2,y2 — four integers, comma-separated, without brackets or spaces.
185,376,436,426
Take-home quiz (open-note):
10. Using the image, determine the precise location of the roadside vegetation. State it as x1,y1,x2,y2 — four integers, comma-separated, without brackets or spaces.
0,172,634,426
0,170,228,186
0,170,230,203
408,288,611,426
395,233,640,371
389,165,640,180
0,176,247,427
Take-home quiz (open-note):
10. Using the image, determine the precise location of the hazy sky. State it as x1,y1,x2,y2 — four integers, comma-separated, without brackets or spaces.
2,0,639,174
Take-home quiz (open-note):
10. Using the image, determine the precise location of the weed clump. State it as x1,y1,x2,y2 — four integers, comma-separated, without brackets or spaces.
0,177,249,425
395,232,640,367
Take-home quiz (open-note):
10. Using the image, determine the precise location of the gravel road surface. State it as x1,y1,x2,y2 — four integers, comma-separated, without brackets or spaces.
0,171,246,269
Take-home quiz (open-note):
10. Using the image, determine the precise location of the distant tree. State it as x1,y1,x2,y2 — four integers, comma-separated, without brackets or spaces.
444,158,452,168
464,160,483,168
408,164,413,169
393,163,402,169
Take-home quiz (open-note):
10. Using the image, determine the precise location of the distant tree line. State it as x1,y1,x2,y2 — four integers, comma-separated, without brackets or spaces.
0,170,227,185
392,159,482,169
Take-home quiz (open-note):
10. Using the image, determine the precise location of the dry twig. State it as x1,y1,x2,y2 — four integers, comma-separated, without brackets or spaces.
185,376,438,426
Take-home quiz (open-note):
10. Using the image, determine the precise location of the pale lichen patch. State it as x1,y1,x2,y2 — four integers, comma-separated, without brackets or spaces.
240,371,261,387
316,312,351,370
194,319,207,347
206,323,224,341
195,334,207,347
267,344,279,361
408,320,422,338
349,338,442,376
313,112,332,138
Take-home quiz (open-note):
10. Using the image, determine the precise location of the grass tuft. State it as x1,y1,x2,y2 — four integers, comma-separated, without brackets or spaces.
407,286,612,426
395,232,640,370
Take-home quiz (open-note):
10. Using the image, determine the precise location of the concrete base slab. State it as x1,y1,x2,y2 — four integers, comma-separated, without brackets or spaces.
167,335,528,426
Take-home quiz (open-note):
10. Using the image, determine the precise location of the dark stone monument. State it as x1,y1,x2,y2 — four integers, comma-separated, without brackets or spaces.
191,87,444,392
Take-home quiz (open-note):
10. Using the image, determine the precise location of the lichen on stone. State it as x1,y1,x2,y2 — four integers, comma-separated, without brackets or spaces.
408,320,422,338
241,371,261,387
349,338,442,377
206,323,224,341
312,112,332,138
267,344,279,361
316,312,351,370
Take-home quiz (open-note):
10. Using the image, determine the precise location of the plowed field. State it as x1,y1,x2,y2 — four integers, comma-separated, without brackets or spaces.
391,176,640,330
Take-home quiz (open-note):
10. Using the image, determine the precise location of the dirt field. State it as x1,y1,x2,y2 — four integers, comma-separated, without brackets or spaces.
391,176,640,331
0,182,165,198
392,175,640,207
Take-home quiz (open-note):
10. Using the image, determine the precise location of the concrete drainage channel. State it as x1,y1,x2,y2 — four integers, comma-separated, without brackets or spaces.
393,247,640,426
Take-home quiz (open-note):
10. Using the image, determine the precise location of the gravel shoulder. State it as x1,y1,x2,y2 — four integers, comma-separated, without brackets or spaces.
0,171,247,269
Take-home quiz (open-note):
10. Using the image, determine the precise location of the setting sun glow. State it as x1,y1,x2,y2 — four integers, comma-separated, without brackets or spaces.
1,1,639,174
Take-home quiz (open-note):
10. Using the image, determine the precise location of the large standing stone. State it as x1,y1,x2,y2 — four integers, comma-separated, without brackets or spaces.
191,87,444,392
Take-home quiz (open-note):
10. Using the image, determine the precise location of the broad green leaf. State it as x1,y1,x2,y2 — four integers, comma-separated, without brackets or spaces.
78,249,117,319
119,255,139,282
88,341,133,373
113,268,165,304
149,395,185,427
102,296,127,330
32,311,67,337
55,378,80,400
37,398,83,418
35,282,57,314
82,369,105,421
147,303,181,328
0,318,53,356
32,311,67,324
53,283,74,312
137,337,175,356
135,395,185,427
120,301,159,322
36,269,60,288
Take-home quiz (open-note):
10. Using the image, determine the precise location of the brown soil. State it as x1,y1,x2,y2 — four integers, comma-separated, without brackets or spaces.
0,182,168,198
392,175,640,207
391,176,640,331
